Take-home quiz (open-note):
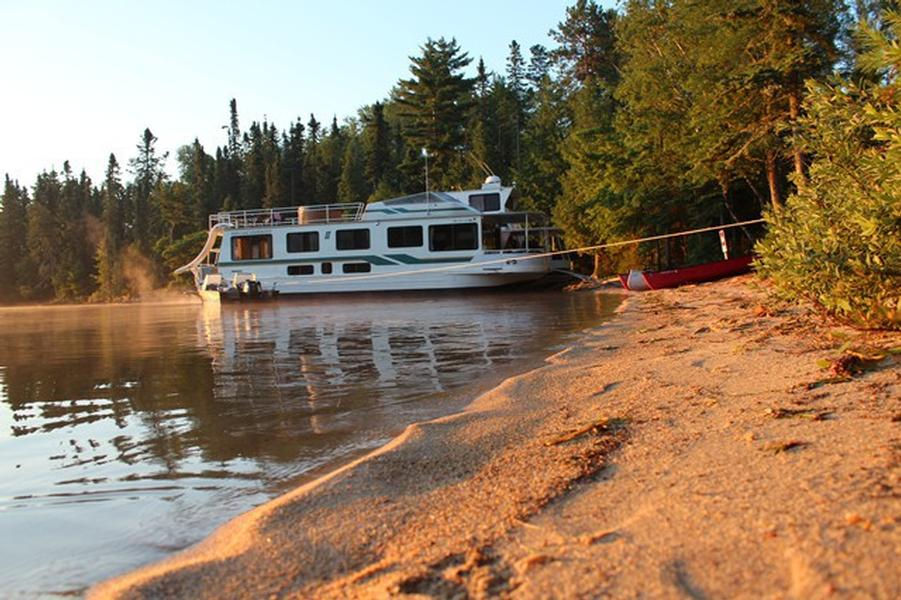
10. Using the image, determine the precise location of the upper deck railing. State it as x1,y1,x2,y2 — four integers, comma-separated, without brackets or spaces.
209,203,366,229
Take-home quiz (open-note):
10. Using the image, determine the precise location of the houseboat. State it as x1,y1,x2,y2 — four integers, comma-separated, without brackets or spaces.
175,177,562,300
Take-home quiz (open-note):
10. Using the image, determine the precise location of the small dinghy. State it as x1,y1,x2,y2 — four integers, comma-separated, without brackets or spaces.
618,255,753,291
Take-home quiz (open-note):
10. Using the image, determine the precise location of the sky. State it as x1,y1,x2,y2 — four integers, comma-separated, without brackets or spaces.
0,0,614,187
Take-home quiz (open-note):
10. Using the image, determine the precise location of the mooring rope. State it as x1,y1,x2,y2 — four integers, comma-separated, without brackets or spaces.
303,218,766,285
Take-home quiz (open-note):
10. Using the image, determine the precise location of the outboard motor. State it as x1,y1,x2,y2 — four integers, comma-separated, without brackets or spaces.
241,279,262,296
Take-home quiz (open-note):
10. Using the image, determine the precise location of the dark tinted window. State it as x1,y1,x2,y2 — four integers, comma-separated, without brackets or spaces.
342,262,372,273
231,235,272,261
429,223,478,252
321,262,332,274
286,231,319,253
387,226,423,248
287,264,314,276
336,229,370,250
469,193,500,212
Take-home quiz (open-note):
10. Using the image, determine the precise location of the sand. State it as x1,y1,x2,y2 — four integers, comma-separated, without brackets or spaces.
90,275,900,599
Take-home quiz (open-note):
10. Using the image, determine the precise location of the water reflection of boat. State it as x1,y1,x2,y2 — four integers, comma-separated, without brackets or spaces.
176,177,564,300
200,298,519,415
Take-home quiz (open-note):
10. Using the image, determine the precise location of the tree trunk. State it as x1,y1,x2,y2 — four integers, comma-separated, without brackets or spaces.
766,149,781,213
788,84,807,189
591,253,602,279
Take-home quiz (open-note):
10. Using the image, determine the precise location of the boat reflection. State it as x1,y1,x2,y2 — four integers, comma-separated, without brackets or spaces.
195,295,534,456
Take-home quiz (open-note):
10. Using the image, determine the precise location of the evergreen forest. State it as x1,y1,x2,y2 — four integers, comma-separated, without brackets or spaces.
1,1,897,327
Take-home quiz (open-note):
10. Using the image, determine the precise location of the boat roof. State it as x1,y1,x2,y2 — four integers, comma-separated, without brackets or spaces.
380,191,459,205
364,177,512,219
208,177,515,229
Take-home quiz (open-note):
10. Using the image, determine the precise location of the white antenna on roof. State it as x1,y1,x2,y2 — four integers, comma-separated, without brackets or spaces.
421,147,430,202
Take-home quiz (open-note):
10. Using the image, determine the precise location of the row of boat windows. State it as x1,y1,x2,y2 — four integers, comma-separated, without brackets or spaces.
230,224,478,261
286,262,371,276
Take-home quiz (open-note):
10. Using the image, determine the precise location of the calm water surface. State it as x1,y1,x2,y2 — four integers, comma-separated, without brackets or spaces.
0,290,619,596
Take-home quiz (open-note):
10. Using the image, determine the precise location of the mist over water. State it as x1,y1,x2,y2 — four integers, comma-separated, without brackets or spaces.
0,290,619,596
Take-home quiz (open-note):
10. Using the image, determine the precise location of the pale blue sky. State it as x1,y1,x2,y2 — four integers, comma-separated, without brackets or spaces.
0,1,615,186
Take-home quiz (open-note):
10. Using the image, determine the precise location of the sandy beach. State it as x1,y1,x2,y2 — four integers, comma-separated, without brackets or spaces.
91,275,900,599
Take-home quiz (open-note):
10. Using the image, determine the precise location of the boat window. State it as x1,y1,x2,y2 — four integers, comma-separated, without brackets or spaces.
481,219,501,250
469,193,500,212
287,264,314,276
429,223,478,252
286,231,319,253
321,262,332,274
231,235,272,261
383,191,458,205
336,228,370,250
387,226,423,248
342,262,372,273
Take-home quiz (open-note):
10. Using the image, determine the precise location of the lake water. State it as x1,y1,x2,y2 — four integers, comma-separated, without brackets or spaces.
0,290,620,596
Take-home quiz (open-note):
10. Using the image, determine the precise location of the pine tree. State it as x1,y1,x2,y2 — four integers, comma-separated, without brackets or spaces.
227,98,241,161
187,139,215,228
281,120,306,206
613,0,701,190
317,117,346,203
222,99,243,210
242,121,266,207
56,164,96,298
263,156,283,208
154,181,194,243
362,102,391,195
515,76,569,216
95,154,126,300
26,169,64,299
551,0,619,88
338,131,367,204
0,176,29,302
526,44,553,90
507,40,528,103
553,83,623,278
467,58,496,179
487,76,521,183
395,37,475,188
170,142,210,236
506,40,527,170
128,128,166,253
303,114,322,205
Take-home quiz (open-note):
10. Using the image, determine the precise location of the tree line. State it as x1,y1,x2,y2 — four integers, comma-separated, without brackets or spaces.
0,1,897,326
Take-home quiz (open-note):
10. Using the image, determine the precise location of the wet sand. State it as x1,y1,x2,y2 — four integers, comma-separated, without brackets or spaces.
91,276,900,599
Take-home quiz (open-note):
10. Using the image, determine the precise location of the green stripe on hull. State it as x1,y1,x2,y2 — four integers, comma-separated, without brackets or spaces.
219,254,398,267
385,254,474,264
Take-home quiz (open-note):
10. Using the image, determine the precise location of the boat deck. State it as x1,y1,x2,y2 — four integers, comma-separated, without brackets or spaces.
210,203,365,229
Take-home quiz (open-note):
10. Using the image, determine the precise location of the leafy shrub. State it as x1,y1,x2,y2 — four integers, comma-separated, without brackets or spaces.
157,230,209,275
756,14,901,329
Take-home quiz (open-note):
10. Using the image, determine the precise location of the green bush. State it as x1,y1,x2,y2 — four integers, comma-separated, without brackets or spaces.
157,230,209,275
756,15,901,329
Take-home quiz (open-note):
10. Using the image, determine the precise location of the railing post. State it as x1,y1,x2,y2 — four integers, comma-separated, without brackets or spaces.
525,214,530,252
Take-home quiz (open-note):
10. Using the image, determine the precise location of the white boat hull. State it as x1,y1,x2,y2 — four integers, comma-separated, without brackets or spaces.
215,257,550,297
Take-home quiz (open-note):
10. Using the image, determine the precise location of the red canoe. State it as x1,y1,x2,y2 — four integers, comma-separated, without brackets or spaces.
618,255,753,291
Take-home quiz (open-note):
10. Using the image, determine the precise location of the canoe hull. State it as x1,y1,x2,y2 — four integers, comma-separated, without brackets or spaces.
618,256,753,291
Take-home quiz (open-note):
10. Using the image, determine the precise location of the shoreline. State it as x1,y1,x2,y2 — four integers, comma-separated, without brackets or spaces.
91,276,900,598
